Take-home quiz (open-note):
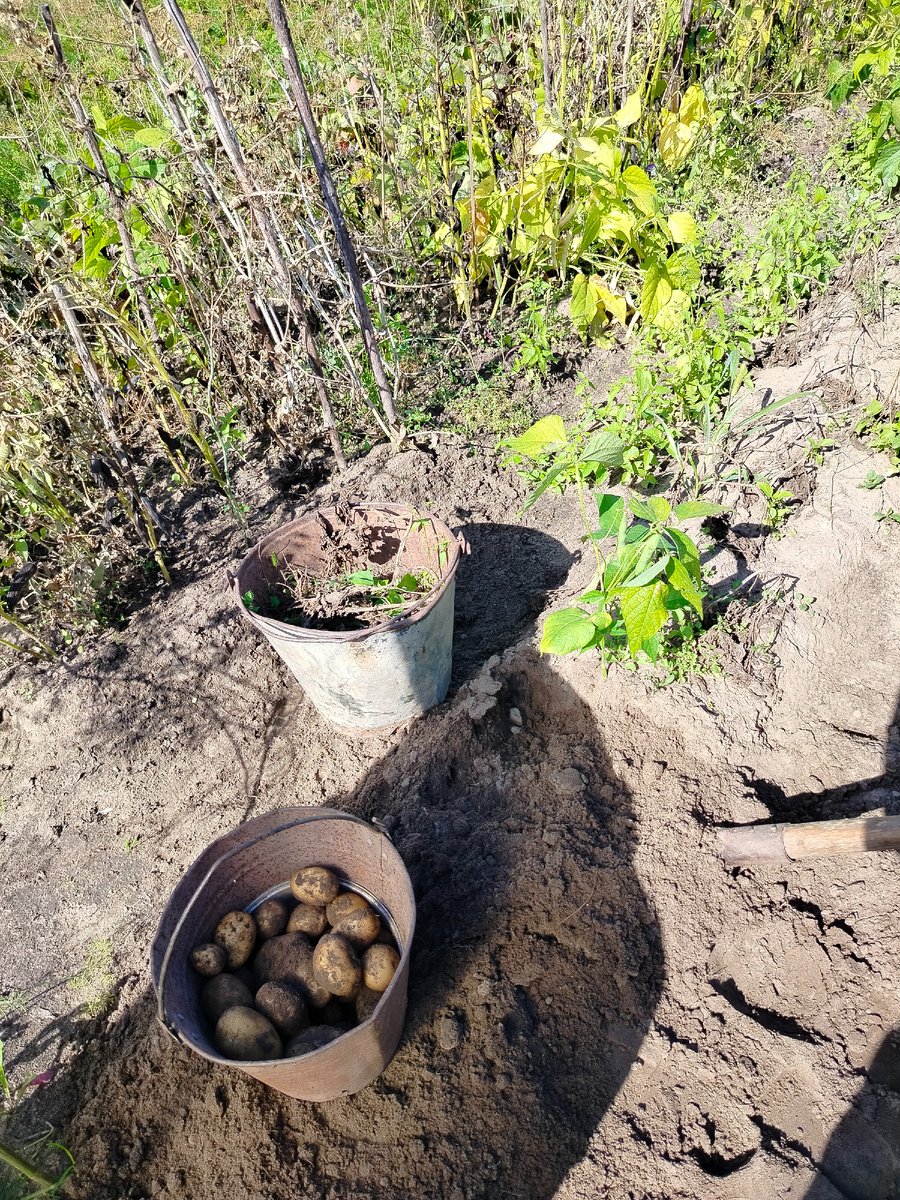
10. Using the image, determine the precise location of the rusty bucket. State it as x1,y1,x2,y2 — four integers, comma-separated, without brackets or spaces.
227,503,464,734
151,807,416,1102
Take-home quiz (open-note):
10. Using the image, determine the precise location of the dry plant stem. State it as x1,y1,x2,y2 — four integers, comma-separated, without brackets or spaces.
0,610,57,660
621,0,634,101
50,283,171,585
540,0,553,106
465,70,477,333
264,0,405,444
161,0,347,470
0,1137,57,1189
40,6,160,349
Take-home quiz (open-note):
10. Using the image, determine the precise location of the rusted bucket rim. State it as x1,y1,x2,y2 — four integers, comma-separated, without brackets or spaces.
227,502,465,645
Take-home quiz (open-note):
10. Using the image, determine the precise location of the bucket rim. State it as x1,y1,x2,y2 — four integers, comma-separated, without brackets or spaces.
228,502,464,644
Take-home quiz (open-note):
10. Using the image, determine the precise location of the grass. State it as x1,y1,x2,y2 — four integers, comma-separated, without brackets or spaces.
66,938,115,1018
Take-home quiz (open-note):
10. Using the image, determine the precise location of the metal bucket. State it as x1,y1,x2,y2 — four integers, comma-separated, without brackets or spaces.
151,806,416,1102
227,503,464,734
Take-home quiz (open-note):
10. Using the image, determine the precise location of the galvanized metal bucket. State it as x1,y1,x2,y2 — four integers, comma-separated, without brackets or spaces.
151,806,416,1102
227,503,464,734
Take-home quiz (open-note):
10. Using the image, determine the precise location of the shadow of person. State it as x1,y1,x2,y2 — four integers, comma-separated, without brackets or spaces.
38,646,663,1200
804,1028,900,1200
785,691,900,1200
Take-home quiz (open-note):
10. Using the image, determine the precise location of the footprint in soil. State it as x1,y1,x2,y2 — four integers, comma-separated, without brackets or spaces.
47,648,664,1200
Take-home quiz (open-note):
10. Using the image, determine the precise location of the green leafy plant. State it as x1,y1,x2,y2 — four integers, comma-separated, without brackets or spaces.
0,1038,74,1196
756,477,797,533
540,492,726,666
67,938,115,1018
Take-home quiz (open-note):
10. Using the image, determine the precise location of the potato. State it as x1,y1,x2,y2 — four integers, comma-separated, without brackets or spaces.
254,899,288,941
201,973,254,1025
290,866,340,907
313,933,362,999
255,981,309,1040
252,932,330,1008
316,997,350,1027
362,943,400,992
284,1025,343,1057
326,891,368,927
333,905,381,952
214,911,257,970
190,943,226,978
215,1006,282,1061
287,902,328,939
355,985,382,1023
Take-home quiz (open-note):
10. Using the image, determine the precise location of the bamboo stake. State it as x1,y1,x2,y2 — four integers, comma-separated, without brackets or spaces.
161,0,347,469
41,6,159,347
264,0,405,445
717,814,900,867
50,282,171,584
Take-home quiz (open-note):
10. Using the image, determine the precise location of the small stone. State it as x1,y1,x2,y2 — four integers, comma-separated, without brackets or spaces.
551,767,584,796
509,707,523,727
436,1014,462,1050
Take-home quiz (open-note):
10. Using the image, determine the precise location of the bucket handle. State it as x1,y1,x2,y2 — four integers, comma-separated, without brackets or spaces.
155,810,383,1042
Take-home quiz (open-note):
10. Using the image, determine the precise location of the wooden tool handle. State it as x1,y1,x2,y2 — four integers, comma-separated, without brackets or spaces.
718,814,900,867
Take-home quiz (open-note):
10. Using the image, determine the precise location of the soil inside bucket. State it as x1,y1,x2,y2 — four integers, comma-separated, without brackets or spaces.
243,502,446,632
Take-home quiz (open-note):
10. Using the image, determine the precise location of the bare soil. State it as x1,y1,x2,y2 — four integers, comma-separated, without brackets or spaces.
2,260,900,1199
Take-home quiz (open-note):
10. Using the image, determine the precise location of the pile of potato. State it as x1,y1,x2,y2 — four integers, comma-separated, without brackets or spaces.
190,865,400,1061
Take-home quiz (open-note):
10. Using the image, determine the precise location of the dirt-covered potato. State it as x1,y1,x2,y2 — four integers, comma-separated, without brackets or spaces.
201,972,254,1025
254,899,288,941
254,981,309,1040
252,931,330,1008
290,865,340,907
215,1006,282,1061
316,997,350,1027
190,943,226,978
325,891,368,927
214,910,257,970
362,943,400,992
313,933,362,998
284,1025,343,1057
355,985,381,1022
333,905,381,952
287,902,328,938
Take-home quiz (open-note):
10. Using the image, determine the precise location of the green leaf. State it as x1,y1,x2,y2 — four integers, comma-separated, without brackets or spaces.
507,415,568,459
665,557,703,615
641,261,672,321
647,496,670,522
540,608,597,654
614,91,642,129
621,165,657,215
397,573,420,591
519,460,567,514
617,554,670,588
629,496,656,521
593,493,625,538
530,128,565,155
581,429,626,468
666,528,701,584
666,211,696,243
619,581,669,656
132,126,169,149
666,248,701,291
875,140,900,190
642,633,660,663
673,500,726,520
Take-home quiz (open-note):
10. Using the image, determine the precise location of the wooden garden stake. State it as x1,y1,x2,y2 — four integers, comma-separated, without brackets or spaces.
264,0,405,446
161,0,348,470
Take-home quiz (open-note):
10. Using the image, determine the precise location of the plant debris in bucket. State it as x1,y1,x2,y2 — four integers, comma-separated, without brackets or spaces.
243,506,443,632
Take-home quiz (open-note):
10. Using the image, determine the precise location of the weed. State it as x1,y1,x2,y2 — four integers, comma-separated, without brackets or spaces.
875,507,900,525
859,469,888,489
0,992,27,1022
67,939,115,1018
123,836,139,854
756,478,797,534
806,437,836,466
0,1038,73,1195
